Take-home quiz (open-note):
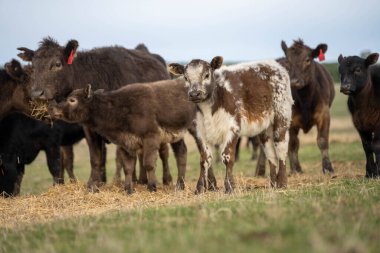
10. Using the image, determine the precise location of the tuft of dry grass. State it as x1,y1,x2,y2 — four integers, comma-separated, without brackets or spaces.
29,100,51,121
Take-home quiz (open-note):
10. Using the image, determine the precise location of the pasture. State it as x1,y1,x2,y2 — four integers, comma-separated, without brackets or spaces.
0,85,379,253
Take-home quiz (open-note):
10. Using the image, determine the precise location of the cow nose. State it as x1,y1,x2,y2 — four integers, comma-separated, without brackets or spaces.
31,89,46,100
340,84,352,94
189,90,202,99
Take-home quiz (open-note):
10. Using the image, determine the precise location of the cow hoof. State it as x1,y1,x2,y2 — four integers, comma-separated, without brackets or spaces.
207,182,218,191
175,181,185,191
195,181,205,195
87,181,102,193
163,174,173,185
124,185,134,195
224,187,233,194
224,181,234,194
322,159,334,174
147,183,157,192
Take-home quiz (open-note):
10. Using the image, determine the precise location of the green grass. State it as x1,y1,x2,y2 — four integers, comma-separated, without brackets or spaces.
1,86,379,253
1,180,379,253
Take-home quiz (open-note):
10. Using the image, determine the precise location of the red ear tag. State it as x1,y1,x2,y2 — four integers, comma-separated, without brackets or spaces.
318,49,325,62
67,49,74,65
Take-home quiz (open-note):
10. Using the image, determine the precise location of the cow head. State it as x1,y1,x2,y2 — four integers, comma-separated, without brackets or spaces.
49,84,95,123
4,59,29,82
338,53,379,95
281,39,327,89
17,37,79,101
168,56,223,103
0,154,21,197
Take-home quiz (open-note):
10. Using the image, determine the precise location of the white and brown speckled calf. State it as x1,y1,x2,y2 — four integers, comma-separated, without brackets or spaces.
169,57,293,193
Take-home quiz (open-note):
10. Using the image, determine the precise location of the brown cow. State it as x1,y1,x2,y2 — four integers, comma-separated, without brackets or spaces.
49,80,217,193
338,53,380,177
273,40,335,175
169,57,293,192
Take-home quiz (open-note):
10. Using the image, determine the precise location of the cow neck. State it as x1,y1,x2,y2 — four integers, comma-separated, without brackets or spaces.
86,94,115,128
350,75,379,109
196,81,224,116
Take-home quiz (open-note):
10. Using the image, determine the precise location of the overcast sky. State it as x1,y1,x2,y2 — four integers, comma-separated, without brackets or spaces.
0,0,379,64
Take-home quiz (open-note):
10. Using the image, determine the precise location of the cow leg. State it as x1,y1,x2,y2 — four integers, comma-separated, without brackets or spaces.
45,147,64,185
259,130,278,187
142,135,160,192
288,127,302,174
359,131,376,178
83,127,106,190
13,164,25,196
160,143,172,185
255,146,266,177
101,142,107,182
317,111,334,174
60,146,76,183
187,126,216,194
372,130,380,177
272,120,289,188
114,146,123,184
222,135,239,194
117,148,136,194
138,153,147,184
235,137,242,161
251,137,260,160
171,139,187,190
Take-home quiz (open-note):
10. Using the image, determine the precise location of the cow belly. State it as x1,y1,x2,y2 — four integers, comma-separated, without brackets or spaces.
158,128,187,143
240,114,272,137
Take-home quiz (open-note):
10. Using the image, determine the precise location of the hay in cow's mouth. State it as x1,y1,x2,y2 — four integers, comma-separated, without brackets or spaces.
29,100,52,122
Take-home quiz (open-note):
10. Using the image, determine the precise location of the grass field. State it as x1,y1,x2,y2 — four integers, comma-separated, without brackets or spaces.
1,86,379,253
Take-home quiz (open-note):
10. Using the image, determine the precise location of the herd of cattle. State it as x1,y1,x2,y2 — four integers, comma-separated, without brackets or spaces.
0,37,379,197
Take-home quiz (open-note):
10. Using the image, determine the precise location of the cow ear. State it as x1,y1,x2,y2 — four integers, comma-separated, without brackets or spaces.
4,59,25,81
17,47,35,62
312,43,328,59
281,41,288,56
338,54,344,64
84,84,93,99
168,63,185,76
64,40,79,65
210,56,223,70
365,53,379,67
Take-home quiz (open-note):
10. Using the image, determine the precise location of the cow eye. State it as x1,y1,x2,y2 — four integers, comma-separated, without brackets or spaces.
354,68,361,74
305,58,311,64
184,76,189,82
68,98,77,104
55,61,62,67
204,73,210,79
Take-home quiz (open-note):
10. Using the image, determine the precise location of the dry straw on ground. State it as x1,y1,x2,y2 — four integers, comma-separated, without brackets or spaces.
0,164,364,229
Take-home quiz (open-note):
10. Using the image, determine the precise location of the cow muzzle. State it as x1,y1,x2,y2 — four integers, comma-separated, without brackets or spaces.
31,89,47,100
340,84,354,95
188,90,205,103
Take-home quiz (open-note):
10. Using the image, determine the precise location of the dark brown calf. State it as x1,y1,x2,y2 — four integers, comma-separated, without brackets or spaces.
277,40,335,175
49,80,216,193
338,53,380,177
169,57,293,192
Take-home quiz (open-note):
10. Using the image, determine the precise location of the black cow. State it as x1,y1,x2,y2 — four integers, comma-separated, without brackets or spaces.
0,113,84,196
338,53,380,178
